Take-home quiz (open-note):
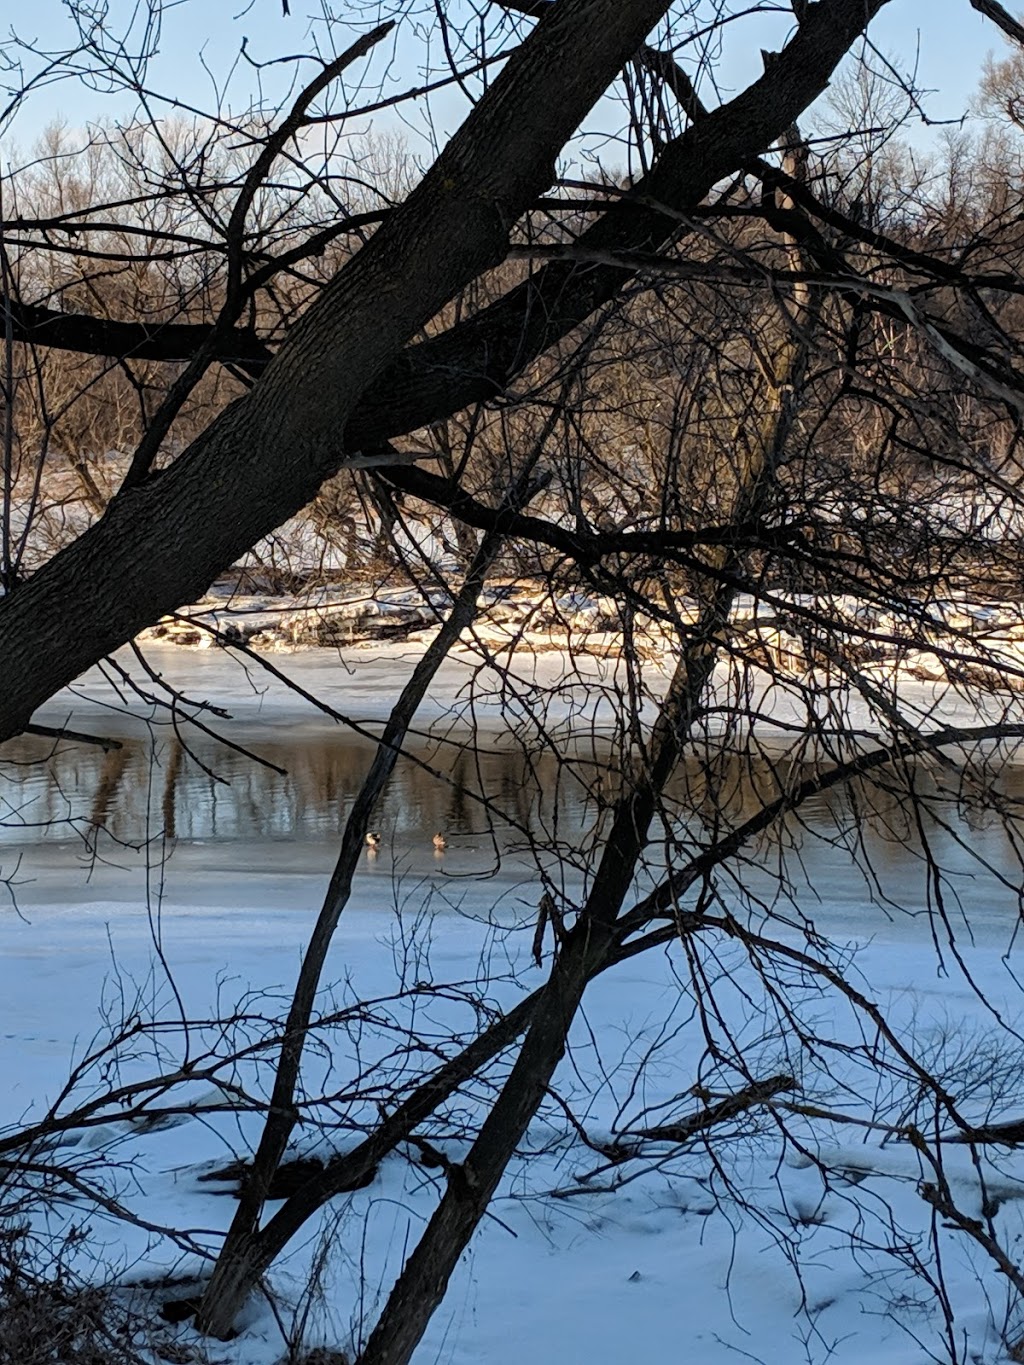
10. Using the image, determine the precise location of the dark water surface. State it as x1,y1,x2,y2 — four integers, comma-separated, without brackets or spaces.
2,719,1023,934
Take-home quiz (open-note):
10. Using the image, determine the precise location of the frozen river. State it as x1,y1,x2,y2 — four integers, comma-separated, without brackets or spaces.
5,658,1024,1365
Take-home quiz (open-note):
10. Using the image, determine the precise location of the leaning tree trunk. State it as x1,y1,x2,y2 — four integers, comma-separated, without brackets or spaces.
0,0,675,742
193,466,545,1337
0,0,887,745
353,589,733,1365
350,147,819,1362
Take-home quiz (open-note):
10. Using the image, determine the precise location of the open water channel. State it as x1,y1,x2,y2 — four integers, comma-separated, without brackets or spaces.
2,703,1024,946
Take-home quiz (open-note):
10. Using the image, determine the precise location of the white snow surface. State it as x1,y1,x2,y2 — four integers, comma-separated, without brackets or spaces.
6,868,1024,1365
34,633,1024,740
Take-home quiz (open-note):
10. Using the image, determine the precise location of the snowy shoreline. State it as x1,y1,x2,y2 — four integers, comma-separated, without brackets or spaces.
5,879,1024,1365
31,635,1024,761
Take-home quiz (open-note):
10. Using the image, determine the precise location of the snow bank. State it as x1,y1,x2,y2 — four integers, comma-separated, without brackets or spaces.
4,854,1024,1363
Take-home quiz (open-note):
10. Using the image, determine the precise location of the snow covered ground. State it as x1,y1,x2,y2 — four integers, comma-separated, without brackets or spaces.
5,650,1024,1363
6,862,1024,1364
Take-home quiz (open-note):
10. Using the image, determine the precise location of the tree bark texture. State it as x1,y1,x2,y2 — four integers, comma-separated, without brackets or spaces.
0,0,674,741
0,0,887,744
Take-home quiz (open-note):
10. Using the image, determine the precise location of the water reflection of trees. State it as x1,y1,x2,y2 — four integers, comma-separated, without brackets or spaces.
2,727,1021,888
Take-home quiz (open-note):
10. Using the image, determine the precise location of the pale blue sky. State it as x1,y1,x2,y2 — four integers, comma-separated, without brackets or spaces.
2,1,1014,156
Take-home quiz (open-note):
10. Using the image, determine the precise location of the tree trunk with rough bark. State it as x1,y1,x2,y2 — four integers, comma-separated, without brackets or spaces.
0,0,887,744
0,0,675,741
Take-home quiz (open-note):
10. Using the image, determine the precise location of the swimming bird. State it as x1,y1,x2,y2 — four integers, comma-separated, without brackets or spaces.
366,831,382,849
432,832,448,851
